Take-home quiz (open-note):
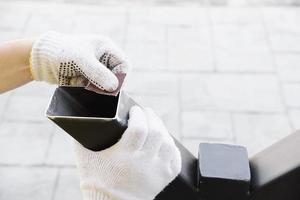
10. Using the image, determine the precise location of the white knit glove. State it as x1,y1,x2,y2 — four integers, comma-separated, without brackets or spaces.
75,106,182,200
30,31,129,92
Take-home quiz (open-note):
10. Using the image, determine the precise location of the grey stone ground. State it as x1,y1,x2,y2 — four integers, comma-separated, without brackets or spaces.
1,1,300,199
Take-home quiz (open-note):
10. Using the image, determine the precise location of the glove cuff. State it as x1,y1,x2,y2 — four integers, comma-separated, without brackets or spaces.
30,31,62,83
82,189,114,200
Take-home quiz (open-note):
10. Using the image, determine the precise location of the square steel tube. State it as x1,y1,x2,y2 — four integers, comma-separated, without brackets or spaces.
46,87,199,200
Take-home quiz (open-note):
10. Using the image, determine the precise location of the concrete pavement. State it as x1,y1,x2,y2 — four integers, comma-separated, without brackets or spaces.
0,2,300,199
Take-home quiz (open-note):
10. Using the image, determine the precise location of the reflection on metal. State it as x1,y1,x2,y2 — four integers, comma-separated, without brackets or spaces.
47,87,300,200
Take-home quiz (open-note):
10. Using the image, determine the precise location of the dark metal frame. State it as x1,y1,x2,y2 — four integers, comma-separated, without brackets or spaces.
47,87,300,200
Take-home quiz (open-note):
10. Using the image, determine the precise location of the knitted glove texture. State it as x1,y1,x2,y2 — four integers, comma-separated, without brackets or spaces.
30,31,129,92
75,106,182,200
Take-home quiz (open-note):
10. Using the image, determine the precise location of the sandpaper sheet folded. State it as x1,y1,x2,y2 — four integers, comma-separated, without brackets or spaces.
84,73,126,96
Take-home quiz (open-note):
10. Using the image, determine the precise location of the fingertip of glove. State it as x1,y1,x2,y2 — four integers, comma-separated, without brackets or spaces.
104,77,119,92
97,71,119,92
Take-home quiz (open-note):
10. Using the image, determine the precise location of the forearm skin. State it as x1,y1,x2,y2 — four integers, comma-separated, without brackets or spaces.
0,39,34,94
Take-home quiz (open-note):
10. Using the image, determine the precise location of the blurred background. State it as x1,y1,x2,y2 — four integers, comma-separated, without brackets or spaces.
1,0,300,199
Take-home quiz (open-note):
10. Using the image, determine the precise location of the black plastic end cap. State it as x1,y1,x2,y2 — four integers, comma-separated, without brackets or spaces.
198,143,251,200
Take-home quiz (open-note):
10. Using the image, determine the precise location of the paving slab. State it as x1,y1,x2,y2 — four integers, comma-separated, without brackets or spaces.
0,167,57,200
0,30,21,42
54,169,82,200
167,44,214,72
128,7,209,27
182,111,233,139
180,74,285,112
233,113,292,156
167,26,214,71
0,6,30,30
21,4,79,37
282,83,300,108
213,23,274,72
4,94,51,122
124,71,179,96
210,7,262,24
288,109,300,130
0,91,12,120
275,54,300,82
0,121,54,165
45,128,77,166
72,12,127,45
127,23,166,44
263,8,300,52
125,42,168,71
12,82,56,98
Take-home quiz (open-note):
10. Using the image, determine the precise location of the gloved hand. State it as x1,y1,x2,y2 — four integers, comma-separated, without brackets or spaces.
75,106,182,200
30,31,128,92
